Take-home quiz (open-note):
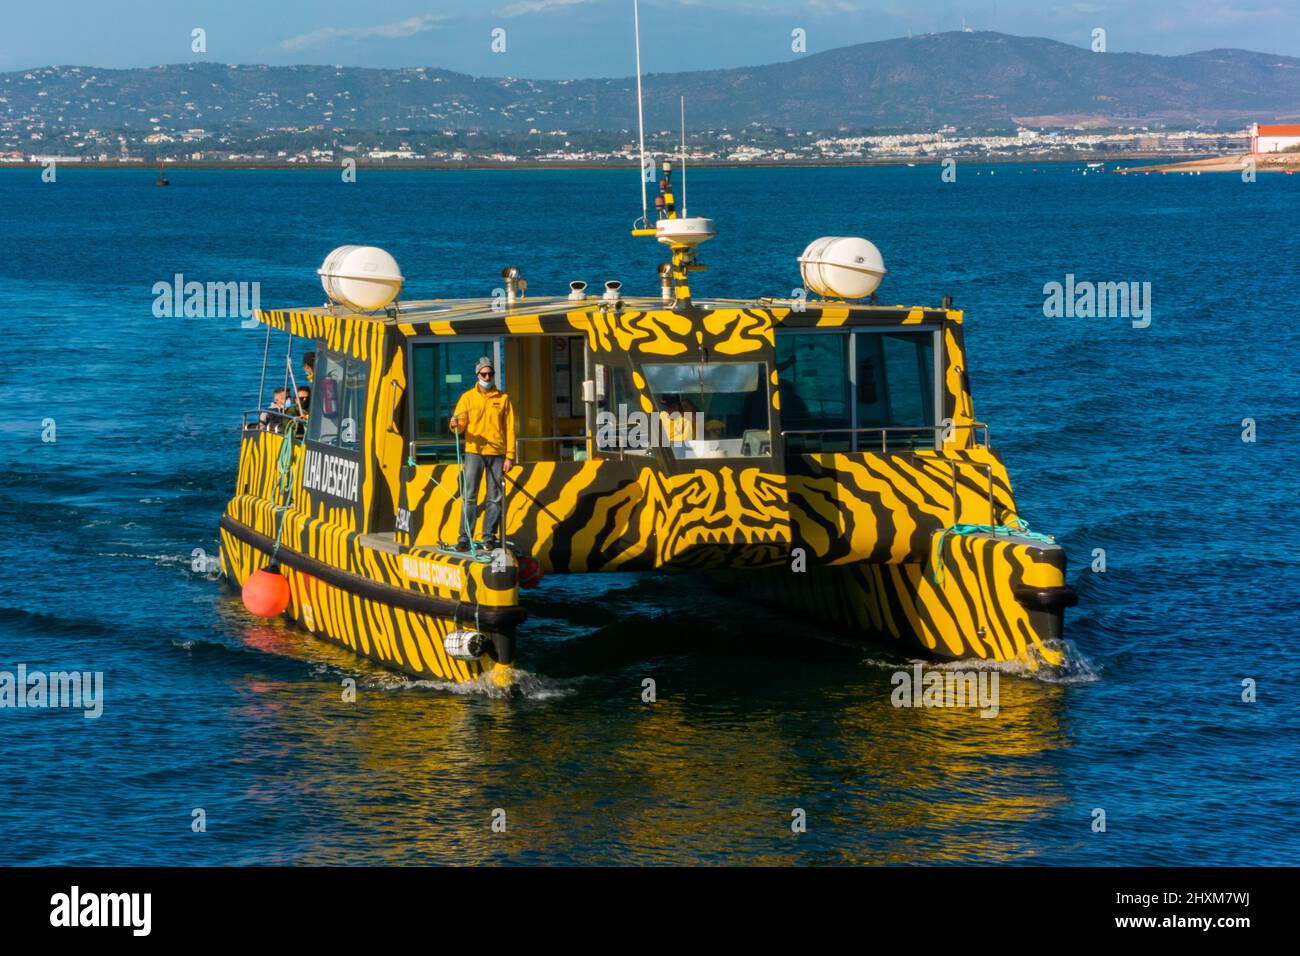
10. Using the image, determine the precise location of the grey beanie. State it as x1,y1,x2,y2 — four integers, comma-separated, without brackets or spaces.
475,356,494,373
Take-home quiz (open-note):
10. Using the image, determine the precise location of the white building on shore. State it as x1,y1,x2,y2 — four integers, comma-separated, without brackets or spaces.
1250,124,1300,154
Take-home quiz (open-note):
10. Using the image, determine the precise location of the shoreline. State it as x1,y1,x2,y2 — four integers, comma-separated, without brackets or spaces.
2,152,1196,172
1118,153,1300,174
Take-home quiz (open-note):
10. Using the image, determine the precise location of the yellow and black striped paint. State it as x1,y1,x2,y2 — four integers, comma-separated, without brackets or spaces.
222,427,522,682
220,288,1075,682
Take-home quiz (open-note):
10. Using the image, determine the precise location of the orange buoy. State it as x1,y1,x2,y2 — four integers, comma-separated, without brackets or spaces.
242,566,290,617
518,556,542,589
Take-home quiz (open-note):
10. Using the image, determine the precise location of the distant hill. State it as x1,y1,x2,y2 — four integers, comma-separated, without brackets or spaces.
4,31,1298,133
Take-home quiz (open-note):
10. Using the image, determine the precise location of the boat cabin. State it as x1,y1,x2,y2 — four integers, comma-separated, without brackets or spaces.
250,289,982,574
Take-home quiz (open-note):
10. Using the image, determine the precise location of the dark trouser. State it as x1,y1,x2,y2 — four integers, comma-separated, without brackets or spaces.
461,453,504,543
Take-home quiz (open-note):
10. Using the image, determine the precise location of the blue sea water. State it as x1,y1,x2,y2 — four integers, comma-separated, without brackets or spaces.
0,164,1297,865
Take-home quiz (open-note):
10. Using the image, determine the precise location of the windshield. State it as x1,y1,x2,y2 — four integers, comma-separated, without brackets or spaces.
641,362,770,458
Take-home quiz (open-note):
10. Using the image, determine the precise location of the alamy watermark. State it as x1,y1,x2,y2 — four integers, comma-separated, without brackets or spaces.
50,886,150,936
596,403,706,449
1043,274,1151,328
152,273,261,327
1,665,103,718
890,663,999,717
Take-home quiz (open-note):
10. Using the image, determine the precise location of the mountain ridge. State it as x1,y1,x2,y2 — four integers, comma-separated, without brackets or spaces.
4,31,1298,133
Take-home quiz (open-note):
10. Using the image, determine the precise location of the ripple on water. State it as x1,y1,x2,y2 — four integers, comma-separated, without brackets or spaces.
860,639,1100,684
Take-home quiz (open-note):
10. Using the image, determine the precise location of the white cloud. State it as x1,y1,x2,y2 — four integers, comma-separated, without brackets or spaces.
496,0,590,18
1153,1,1285,29
279,14,446,52
807,0,862,12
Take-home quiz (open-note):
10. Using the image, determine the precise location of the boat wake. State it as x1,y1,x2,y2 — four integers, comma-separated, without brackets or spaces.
860,639,1100,684
98,550,223,580
359,667,581,700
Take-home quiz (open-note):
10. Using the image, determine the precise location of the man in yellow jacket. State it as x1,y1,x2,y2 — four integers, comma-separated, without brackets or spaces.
449,356,516,551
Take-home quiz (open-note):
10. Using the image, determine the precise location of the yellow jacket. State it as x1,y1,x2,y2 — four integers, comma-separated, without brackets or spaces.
659,409,695,442
453,385,516,457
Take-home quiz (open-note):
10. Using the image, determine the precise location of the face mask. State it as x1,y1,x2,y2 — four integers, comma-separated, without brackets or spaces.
478,377,492,389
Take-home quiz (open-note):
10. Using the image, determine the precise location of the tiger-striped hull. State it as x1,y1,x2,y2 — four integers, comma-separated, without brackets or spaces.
724,530,1070,666
219,523,499,683
221,429,523,683
224,428,1071,677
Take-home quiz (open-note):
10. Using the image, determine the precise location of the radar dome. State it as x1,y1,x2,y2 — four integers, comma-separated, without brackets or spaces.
797,237,886,299
656,216,716,247
318,245,404,312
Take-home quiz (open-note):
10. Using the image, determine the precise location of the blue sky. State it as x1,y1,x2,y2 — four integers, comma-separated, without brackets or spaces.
2,0,1297,77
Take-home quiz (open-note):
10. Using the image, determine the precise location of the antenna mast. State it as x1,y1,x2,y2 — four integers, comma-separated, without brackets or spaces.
634,0,648,226
627,0,713,313
680,95,687,217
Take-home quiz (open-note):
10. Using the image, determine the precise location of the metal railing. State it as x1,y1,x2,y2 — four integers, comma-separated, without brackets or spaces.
513,433,665,462
780,422,990,453
514,435,589,462
241,408,306,434
405,437,490,470
780,424,1000,530
405,439,510,547
409,435,592,464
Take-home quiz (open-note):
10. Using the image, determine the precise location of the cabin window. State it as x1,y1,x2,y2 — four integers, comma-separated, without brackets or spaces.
640,361,770,459
594,364,646,455
776,329,937,452
408,339,503,461
551,336,585,421
855,331,935,449
307,350,367,452
775,332,852,452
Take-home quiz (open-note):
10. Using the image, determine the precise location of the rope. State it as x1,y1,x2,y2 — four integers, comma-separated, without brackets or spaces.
504,471,566,528
266,332,300,566
268,417,302,564
453,422,475,552
410,459,465,504
932,516,1056,587
403,436,476,552
453,420,488,628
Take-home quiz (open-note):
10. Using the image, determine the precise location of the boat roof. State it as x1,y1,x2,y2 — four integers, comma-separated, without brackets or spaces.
258,296,961,341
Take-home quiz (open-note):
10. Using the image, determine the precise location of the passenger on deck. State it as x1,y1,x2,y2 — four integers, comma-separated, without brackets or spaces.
449,356,516,552
260,387,290,432
657,393,697,444
303,351,315,384
283,385,310,438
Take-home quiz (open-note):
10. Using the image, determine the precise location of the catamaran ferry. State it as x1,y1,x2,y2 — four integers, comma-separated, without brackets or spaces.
218,5,1076,688
218,158,1077,689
